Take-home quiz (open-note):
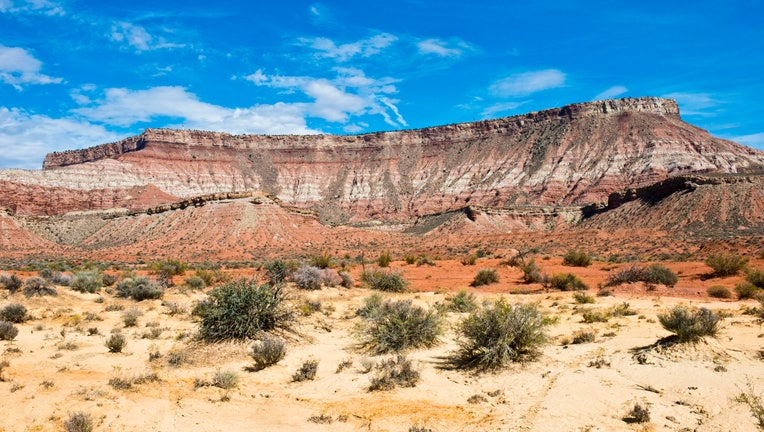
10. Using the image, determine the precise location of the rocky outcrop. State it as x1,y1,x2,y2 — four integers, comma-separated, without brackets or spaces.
4,97,764,222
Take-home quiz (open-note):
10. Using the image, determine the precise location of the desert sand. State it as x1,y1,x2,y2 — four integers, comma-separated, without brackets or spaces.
1,257,764,431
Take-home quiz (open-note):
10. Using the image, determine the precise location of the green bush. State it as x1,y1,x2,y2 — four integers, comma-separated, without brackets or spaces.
403,254,417,265
150,259,187,285
361,269,408,292
734,282,761,300
658,305,721,343
573,291,595,304
549,273,588,291
563,250,592,267
358,299,442,354
0,321,19,341
606,264,678,287
310,252,333,269
70,271,103,293
263,260,295,285
470,269,500,287
747,268,764,289
707,285,732,299
368,355,420,391
443,289,478,312
116,277,164,301
520,258,544,284
249,336,286,370
377,251,392,268
197,279,293,341
356,293,385,319
184,275,206,290
705,254,748,277
0,303,27,323
451,300,550,370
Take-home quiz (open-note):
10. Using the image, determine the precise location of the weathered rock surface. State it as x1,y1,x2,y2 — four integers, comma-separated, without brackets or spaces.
2,97,762,223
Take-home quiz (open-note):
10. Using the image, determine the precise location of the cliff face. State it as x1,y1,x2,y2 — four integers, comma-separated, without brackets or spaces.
5,97,764,221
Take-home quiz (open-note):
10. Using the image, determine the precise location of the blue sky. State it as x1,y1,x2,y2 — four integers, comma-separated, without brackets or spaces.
1,0,762,169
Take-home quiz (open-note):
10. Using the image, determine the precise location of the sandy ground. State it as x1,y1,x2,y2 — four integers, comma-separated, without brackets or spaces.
1,258,764,431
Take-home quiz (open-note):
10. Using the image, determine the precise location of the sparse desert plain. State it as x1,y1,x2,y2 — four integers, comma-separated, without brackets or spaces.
2,254,764,432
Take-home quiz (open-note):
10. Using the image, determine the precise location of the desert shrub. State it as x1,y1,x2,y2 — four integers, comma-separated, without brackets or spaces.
101,273,118,287
63,411,94,432
40,269,72,286
403,254,417,265
736,382,764,430
197,279,293,341
642,264,678,286
361,269,408,292
194,269,216,287
184,275,206,290
624,403,650,423
358,299,443,354
122,309,141,327
356,293,384,319
116,277,163,301
249,336,286,370
0,274,23,293
292,359,318,382
735,282,761,300
658,306,721,343
105,333,127,353
461,254,478,266
606,264,677,287
471,269,500,287
310,252,333,269
377,251,392,268
611,302,637,317
338,271,354,288
264,259,296,285
211,369,239,389
573,291,595,304
0,321,19,341
549,273,588,291
707,285,732,299
415,254,435,266
705,254,748,277
581,308,611,323
368,355,420,391
0,303,27,323
151,259,187,281
451,300,550,370
563,249,592,267
22,276,57,297
292,265,323,290
520,258,544,284
571,329,596,344
70,271,103,293
747,268,764,289
444,289,478,313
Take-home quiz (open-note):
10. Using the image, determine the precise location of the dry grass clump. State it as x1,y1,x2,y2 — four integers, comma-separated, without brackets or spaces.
0,274,23,293
360,269,408,292
368,355,420,391
377,251,392,267
470,269,500,287
658,305,721,343
357,299,443,354
22,277,57,297
249,336,286,371
573,291,595,304
63,411,94,432
705,254,748,277
623,403,651,423
292,359,319,382
563,249,592,267
736,382,764,430
450,299,551,370
196,279,293,342
105,332,127,353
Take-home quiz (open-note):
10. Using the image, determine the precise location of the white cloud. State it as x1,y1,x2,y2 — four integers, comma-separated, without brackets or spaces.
0,106,120,169
662,92,719,116
110,21,185,51
728,132,764,150
0,0,65,16
299,33,397,61
73,86,316,135
481,101,526,118
0,44,62,89
246,68,406,127
593,85,628,101
417,38,474,58
489,69,566,97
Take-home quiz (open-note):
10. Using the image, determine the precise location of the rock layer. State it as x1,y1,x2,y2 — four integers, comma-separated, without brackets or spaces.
3,97,764,223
